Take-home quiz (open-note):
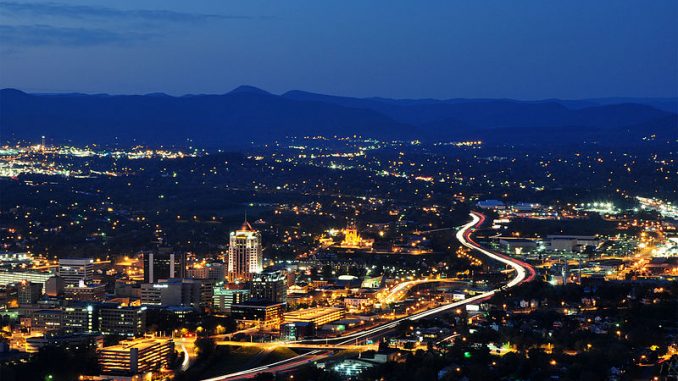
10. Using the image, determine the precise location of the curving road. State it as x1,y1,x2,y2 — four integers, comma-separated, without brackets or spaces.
380,277,464,304
458,212,536,286
201,211,535,380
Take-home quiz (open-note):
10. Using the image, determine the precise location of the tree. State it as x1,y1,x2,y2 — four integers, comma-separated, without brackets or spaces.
195,337,216,360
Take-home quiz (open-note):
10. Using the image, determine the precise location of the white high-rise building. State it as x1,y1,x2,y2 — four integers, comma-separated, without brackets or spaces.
58,258,94,286
227,220,262,282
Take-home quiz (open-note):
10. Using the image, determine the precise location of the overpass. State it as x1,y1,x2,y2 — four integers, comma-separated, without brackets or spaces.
215,340,378,351
380,278,465,304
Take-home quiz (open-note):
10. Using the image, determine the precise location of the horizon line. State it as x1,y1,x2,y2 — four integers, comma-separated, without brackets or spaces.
2,86,677,103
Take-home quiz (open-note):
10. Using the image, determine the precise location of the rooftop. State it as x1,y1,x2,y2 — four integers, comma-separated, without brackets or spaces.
99,337,171,352
285,307,344,320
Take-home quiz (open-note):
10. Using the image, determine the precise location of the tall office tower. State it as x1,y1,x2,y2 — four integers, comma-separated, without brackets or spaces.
249,270,286,304
143,249,186,283
58,258,94,287
227,219,263,282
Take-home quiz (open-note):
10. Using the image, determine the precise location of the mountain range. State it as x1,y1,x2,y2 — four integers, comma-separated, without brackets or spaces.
1,86,676,147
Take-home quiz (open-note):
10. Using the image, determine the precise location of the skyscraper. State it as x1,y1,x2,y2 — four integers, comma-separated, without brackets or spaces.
227,219,263,282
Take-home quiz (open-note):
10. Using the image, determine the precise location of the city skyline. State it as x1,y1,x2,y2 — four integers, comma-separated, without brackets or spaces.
0,2,676,381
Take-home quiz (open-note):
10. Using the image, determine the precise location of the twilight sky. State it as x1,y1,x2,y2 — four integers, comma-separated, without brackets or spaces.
0,0,676,99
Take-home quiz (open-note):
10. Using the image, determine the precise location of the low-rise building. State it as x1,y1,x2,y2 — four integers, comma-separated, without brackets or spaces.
187,263,225,281
0,270,53,288
476,200,506,210
32,309,63,333
45,276,65,297
544,235,600,252
344,297,373,313
140,278,201,308
25,332,103,353
62,302,99,333
64,281,106,302
281,322,315,340
499,238,538,255
231,301,284,329
213,286,250,313
284,307,345,327
18,281,42,305
99,306,147,337
98,336,173,377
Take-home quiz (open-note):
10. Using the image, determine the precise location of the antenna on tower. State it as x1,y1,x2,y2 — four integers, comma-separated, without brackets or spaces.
240,211,254,231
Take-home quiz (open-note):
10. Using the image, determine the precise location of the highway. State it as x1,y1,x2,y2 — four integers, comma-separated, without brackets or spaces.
458,212,536,286
201,211,535,381
379,278,464,304
174,337,198,372
214,340,379,350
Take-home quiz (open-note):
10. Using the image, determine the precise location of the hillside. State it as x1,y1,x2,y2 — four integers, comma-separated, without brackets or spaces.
1,87,675,147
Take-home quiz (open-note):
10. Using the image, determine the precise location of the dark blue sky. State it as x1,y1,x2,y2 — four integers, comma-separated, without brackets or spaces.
1,1,676,99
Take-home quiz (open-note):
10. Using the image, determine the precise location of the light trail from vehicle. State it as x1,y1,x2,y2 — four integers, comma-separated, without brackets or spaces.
201,211,535,380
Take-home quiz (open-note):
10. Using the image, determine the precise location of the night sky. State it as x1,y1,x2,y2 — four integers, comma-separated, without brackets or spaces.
1,0,676,99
